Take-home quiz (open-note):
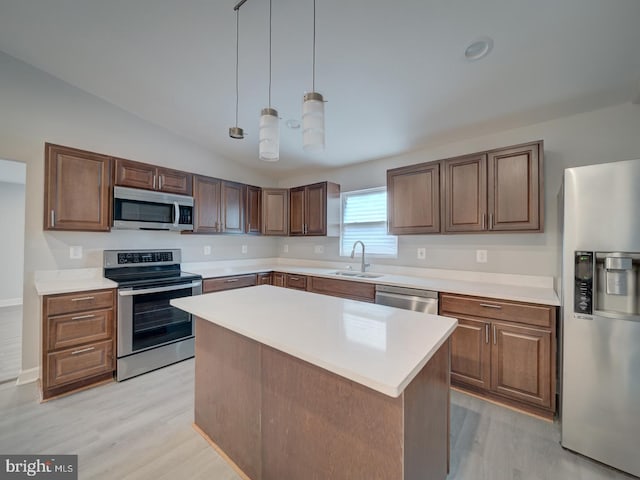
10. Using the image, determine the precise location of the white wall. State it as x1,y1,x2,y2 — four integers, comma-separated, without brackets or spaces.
277,102,640,284
0,51,279,377
0,178,25,304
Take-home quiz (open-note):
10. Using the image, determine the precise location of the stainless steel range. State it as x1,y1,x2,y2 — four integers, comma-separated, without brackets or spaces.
104,249,202,381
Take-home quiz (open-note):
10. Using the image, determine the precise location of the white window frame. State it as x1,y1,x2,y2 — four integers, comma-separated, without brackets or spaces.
340,186,398,259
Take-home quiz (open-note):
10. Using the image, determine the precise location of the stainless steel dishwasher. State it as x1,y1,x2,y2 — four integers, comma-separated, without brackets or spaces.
374,284,438,314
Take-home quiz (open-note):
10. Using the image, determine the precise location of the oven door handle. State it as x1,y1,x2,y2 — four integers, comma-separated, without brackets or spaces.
118,281,202,296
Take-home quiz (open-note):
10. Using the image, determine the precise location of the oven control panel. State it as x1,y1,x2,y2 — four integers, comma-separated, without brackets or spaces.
117,251,173,265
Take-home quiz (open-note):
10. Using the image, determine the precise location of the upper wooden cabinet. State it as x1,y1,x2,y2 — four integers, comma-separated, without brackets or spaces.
443,141,543,233
44,143,112,232
487,143,541,231
289,181,340,237
114,158,192,196
245,185,262,235
388,140,543,235
442,153,487,233
262,188,289,236
387,162,440,234
192,175,244,234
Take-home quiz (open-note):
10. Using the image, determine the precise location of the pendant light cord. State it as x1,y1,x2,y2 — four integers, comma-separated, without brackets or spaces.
235,9,240,127
268,0,272,108
312,0,316,92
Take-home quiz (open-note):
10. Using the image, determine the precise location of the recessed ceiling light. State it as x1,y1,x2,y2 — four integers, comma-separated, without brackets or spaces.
285,119,301,129
465,37,493,61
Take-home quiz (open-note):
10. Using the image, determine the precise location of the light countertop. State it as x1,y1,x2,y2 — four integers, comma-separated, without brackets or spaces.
183,261,560,306
172,285,458,398
34,268,118,296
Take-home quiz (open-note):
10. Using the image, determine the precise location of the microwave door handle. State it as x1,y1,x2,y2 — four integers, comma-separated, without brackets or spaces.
118,281,202,296
174,201,180,227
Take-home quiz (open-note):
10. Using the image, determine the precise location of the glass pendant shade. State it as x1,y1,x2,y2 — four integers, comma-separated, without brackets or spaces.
302,92,325,152
259,107,279,161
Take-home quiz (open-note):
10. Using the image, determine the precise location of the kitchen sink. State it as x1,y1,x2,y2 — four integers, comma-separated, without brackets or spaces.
331,271,383,279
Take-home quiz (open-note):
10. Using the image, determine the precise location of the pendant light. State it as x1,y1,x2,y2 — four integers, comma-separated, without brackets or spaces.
229,4,244,139
302,0,325,152
259,0,279,161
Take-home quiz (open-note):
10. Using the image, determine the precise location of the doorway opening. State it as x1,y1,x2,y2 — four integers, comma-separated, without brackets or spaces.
0,159,26,383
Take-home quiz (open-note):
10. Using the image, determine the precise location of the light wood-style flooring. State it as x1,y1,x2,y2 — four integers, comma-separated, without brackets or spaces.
0,305,21,383
0,359,635,480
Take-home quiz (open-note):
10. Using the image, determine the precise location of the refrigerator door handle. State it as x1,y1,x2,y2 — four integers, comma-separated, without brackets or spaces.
593,310,640,323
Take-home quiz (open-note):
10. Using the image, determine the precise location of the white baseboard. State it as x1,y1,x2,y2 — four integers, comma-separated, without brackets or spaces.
0,297,22,308
16,367,38,385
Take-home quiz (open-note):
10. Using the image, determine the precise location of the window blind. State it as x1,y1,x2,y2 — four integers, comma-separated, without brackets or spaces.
340,188,397,257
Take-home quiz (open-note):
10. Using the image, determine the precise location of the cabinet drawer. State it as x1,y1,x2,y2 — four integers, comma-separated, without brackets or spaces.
203,274,257,293
309,277,375,302
45,289,115,316
440,294,553,328
257,272,273,285
285,274,307,290
46,340,114,388
48,309,113,351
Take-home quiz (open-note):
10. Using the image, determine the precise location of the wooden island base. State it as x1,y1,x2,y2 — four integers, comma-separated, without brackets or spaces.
194,317,450,480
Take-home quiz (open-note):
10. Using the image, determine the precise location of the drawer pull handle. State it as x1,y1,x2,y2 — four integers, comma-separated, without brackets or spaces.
225,279,239,283
71,314,96,320
480,303,502,309
71,346,95,355
71,296,95,302
289,277,300,281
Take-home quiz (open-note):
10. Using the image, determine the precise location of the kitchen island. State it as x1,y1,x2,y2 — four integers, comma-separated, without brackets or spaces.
172,285,457,480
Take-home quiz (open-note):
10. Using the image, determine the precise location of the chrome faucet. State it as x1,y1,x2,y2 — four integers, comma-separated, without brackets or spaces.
350,241,370,273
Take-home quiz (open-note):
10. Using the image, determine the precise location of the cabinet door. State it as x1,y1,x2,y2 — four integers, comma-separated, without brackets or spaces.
157,166,192,195
449,317,491,390
304,182,327,236
289,187,305,236
262,189,289,236
193,175,221,233
285,274,307,290
491,322,552,408
443,154,487,233
487,142,541,232
44,143,111,231
387,163,440,234
245,185,262,234
114,158,156,190
272,272,285,287
221,181,245,234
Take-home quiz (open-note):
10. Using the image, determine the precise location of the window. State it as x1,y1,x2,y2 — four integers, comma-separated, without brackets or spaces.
340,187,397,257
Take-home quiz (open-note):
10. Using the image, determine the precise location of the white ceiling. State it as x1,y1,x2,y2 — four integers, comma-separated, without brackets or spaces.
0,0,639,176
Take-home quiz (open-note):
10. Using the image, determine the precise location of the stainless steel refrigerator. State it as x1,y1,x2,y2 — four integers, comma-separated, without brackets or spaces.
561,159,640,477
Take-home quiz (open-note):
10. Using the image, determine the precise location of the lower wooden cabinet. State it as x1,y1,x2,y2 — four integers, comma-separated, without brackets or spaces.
42,289,116,400
284,274,307,290
441,293,556,417
203,274,257,293
272,272,285,287
308,276,375,302
257,272,273,285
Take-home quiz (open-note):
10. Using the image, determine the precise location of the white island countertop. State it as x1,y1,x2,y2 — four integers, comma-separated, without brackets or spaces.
172,285,458,398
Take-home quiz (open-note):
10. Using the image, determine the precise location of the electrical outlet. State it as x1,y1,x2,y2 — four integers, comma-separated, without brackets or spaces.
314,245,324,254
417,248,426,260
241,245,248,254
203,245,211,255
69,246,83,259
283,244,289,253
476,249,488,263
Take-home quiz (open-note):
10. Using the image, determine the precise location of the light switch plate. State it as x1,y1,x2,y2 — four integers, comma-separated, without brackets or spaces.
417,248,426,260
203,245,212,255
241,245,248,254
476,249,488,263
314,245,324,254
283,244,289,253
69,246,83,259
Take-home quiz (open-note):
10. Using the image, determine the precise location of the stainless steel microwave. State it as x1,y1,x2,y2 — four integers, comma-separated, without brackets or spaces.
112,186,194,231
